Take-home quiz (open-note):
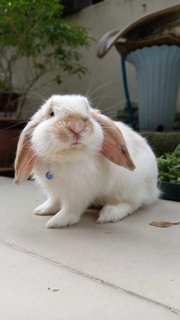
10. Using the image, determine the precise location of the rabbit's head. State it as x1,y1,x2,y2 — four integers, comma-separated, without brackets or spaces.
15,95,135,184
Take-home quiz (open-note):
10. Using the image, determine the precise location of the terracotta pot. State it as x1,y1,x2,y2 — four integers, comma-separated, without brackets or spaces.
0,92,21,113
0,118,26,177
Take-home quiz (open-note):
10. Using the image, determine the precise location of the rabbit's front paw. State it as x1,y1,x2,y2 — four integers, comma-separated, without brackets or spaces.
33,200,59,216
46,211,80,228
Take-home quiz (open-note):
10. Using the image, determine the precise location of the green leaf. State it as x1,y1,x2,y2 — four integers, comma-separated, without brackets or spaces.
157,144,180,183
0,0,92,95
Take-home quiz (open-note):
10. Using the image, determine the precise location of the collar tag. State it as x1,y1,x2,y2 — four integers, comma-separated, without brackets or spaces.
45,171,53,180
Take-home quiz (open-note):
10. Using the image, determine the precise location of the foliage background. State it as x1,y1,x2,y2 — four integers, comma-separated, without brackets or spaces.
0,0,90,117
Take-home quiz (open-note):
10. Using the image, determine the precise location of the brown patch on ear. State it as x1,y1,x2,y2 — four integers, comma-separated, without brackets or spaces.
92,112,135,171
14,121,39,185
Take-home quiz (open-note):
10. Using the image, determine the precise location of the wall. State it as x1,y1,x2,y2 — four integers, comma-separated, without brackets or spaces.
24,0,180,118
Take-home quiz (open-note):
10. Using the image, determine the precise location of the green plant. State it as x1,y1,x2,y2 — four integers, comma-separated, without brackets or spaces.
0,0,91,117
158,144,180,183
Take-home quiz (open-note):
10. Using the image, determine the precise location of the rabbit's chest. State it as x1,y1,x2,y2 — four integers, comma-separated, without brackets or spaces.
42,159,98,184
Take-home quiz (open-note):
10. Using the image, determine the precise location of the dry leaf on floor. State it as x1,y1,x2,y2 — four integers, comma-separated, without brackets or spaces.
149,220,180,228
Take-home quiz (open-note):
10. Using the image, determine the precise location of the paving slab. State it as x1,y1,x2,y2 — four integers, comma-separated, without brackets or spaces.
0,243,179,320
0,177,180,316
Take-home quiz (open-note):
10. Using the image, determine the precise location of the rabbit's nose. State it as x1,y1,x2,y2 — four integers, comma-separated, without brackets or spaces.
67,119,86,134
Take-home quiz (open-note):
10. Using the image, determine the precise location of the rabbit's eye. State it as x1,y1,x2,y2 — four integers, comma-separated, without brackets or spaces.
49,110,54,117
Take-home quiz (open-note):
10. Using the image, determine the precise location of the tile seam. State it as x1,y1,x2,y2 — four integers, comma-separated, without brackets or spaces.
0,238,179,316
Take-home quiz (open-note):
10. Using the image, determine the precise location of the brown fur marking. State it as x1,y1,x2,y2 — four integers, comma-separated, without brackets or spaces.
54,113,93,143
91,112,135,170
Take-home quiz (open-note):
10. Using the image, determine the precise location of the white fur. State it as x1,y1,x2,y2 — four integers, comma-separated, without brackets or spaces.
30,95,159,228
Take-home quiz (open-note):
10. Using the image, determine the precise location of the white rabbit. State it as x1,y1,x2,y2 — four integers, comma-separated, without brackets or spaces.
15,94,159,228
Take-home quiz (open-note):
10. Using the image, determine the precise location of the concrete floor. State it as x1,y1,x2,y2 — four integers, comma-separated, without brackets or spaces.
0,177,180,319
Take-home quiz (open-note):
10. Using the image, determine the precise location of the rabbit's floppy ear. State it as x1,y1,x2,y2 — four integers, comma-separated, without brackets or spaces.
14,121,39,185
92,112,135,171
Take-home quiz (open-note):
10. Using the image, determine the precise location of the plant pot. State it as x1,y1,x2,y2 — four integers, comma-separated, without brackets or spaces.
0,92,21,114
159,181,180,202
0,118,26,177
127,45,180,130
0,167,14,178
96,5,180,130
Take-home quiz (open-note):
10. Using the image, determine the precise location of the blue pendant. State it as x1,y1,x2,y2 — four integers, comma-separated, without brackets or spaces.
45,171,53,180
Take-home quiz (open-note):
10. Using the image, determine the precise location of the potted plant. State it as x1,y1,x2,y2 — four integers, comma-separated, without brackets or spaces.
0,0,90,177
158,144,180,201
